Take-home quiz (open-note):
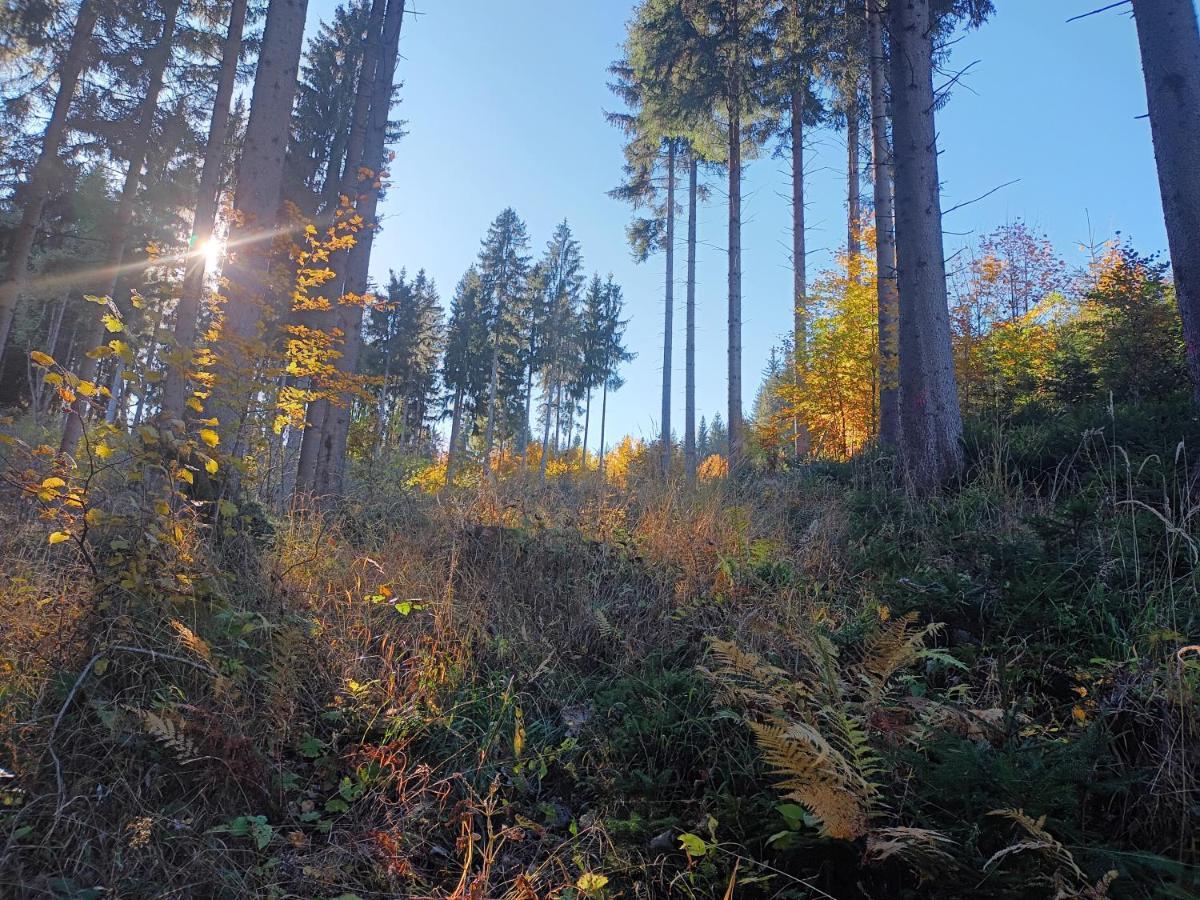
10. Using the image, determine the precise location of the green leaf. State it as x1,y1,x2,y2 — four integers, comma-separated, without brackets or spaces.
250,816,273,850
678,832,708,857
299,735,325,759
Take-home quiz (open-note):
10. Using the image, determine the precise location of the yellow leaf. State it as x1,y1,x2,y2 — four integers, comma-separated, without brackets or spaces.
203,457,219,475
29,350,55,367
41,477,66,490
154,499,171,517
577,873,609,893
177,469,194,485
83,294,109,305
48,531,71,545
44,372,63,386
75,380,97,397
198,428,219,448
101,313,123,333
94,443,113,459
85,508,104,527
186,397,204,413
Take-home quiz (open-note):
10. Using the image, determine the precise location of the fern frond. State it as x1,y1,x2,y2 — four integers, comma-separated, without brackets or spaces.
749,719,869,840
985,809,1087,883
170,619,212,664
127,706,198,763
866,826,957,879
859,615,942,703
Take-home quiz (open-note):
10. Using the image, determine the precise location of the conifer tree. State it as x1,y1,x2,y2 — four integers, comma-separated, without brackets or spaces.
888,0,991,487
365,268,443,452
210,0,312,450
597,275,632,480
1131,0,1200,407
477,207,532,475
61,0,181,453
866,0,899,448
532,221,584,479
309,0,405,497
608,44,679,476
765,0,824,459
0,0,99,366
629,0,775,467
443,266,488,479
161,0,249,420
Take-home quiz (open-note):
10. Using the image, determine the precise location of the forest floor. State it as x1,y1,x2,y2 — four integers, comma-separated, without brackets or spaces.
1,404,1198,898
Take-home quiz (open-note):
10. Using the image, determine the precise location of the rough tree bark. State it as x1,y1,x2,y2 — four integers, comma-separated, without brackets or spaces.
1132,0,1200,406
889,0,963,489
727,14,745,467
0,0,99,367
160,0,248,420
685,152,698,481
847,93,862,281
61,0,179,453
314,0,406,497
446,385,464,483
791,77,809,459
209,0,311,451
599,372,609,480
294,0,386,499
661,142,676,475
868,0,900,448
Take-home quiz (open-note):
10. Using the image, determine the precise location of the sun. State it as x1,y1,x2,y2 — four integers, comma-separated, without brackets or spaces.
194,237,223,271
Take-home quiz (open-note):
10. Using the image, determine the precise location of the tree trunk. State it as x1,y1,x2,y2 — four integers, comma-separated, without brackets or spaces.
727,86,744,465
210,0,311,451
0,0,98,367
847,93,862,281
315,0,406,497
599,377,609,480
446,385,464,483
685,152,699,482
375,315,395,455
539,380,553,481
1132,0,1200,406
483,330,500,475
36,295,68,416
661,141,676,475
160,0,248,421
296,0,386,498
61,0,179,454
889,0,963,489
791,78,809,459
293,394,328,498
582,385,592,473
868,0,900,448
521,327,535,472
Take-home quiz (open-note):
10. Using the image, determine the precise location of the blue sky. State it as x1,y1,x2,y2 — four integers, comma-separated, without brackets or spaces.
308,0,1170,449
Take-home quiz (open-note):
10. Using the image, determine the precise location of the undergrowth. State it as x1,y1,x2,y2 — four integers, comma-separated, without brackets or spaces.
0,402,1197,898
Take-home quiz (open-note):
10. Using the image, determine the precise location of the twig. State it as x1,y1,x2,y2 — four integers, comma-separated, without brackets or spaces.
943,179,1020,216
1066,1,1132,24
46,645,219,816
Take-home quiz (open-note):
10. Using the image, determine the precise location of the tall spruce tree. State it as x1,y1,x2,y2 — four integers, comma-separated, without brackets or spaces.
364,268,443,452
161,0,249,420
0,0,99,367
443,265,489,479
61,0,181,453
629,0,775,467
477,207,532,475
888,0,991,488
597,275,632,480
209,0,311,451
1131,0,1200,407
533,221,585,479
